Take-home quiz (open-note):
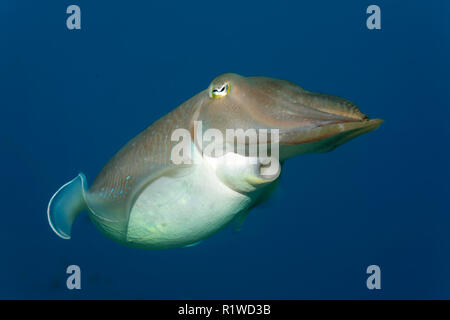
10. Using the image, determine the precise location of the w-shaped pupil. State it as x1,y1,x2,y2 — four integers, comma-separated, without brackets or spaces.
214,85,226,92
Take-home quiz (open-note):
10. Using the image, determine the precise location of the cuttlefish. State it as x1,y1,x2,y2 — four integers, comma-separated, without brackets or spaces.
48,73,382,249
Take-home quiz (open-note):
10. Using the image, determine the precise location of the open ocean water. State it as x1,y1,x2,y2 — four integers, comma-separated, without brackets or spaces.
1,0,449,299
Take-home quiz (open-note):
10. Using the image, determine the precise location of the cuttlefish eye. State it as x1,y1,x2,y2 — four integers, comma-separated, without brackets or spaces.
210,82,230,98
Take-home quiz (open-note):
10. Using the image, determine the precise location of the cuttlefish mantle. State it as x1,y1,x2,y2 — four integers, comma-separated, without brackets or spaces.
47,73,382,249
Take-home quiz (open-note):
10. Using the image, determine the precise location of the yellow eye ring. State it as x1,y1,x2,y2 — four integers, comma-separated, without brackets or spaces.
210,82,230,98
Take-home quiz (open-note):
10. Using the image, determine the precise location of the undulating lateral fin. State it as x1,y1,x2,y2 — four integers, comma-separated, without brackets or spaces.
233,209,251,233
182,240,203,248
47,173,88,239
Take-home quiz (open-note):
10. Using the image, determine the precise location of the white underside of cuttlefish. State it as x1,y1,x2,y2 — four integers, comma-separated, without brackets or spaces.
126,146,275,249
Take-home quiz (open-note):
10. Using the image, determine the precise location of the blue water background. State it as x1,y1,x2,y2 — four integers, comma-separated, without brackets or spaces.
1,0,450,299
